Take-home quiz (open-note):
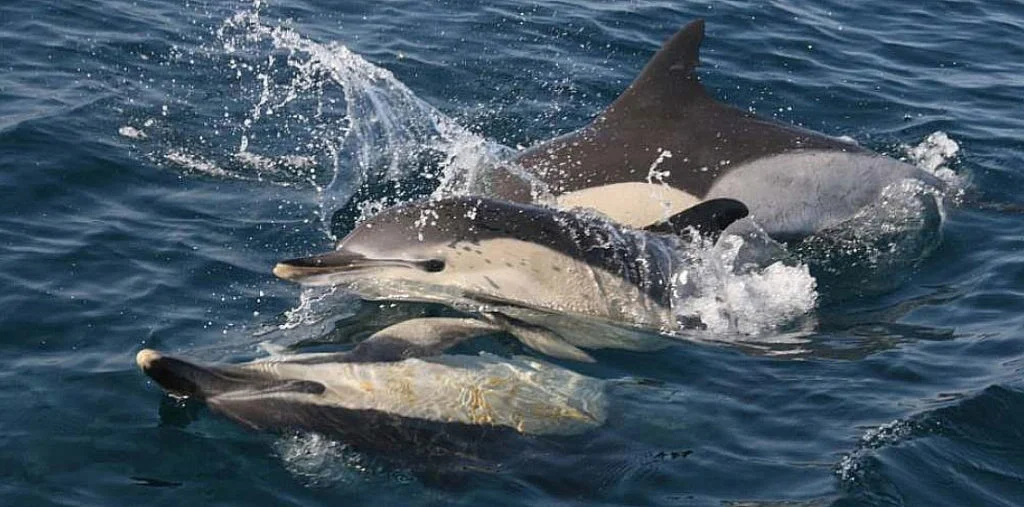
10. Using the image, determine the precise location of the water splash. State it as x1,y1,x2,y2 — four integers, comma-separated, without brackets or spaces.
796,179,944,294
904,131,962,190
274,432,416,487
835,415,943,487
278,285,357,331
672,229,819,337
196,0,522,339
216,1,512,231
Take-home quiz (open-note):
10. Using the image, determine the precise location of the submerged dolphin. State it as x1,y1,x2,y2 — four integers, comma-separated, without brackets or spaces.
136,320,606,458
275,196,748,361
489,19,941,239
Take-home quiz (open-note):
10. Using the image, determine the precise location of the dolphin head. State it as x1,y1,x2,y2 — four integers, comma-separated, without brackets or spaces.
273,198,473,291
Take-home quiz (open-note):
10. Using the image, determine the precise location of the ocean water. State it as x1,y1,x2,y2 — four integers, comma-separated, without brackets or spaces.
2,0,1023,504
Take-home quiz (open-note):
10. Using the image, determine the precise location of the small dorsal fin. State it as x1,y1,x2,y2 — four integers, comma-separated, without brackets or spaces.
644,198,748,240
346,318,502,362
485,314,596,363
603,19,708,119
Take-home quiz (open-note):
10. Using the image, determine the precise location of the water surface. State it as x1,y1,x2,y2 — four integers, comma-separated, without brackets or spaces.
2,0,1023,504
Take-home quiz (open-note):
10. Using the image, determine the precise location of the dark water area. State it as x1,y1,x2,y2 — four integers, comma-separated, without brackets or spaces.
2,0,1023,505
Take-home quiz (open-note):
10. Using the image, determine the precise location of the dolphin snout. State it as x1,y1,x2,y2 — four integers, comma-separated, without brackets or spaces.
272,261,307,281
136,348,205,398
274,249,443,285
273,249,370,284
136,349,270,399
136,348,162,370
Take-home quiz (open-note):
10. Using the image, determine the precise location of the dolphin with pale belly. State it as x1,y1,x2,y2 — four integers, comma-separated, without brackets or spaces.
490,19,941,239
135,322,607,459
276,196,748,362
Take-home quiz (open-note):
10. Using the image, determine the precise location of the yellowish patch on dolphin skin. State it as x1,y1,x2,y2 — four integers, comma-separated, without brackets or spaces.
556,182,701,228
272,262,308,281
136,349,161,370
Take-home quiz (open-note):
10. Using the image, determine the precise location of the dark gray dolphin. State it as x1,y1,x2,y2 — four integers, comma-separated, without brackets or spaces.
492,19,940,239
275,196,748,361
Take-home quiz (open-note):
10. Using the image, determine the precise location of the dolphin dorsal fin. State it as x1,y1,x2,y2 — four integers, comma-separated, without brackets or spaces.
644,198,748,241
603,19,708,120
485,314,596,363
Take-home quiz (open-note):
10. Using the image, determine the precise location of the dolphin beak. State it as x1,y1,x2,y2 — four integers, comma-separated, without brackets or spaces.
137,349,327,405
274,249,444,285
136,348,217,398
138,348,251,399
272,249,370,283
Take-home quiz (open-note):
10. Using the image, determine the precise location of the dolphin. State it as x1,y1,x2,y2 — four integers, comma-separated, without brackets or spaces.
487,18,941,240
135,320,607,459
275,195,749,361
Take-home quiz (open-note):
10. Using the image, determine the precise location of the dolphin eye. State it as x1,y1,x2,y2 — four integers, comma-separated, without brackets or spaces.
421,259,446,273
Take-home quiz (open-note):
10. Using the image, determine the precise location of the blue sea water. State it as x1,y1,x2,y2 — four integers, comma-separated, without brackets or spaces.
2,0,1024,504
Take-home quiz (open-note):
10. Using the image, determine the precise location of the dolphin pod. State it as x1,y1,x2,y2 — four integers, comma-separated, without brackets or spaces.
139,19,942,455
